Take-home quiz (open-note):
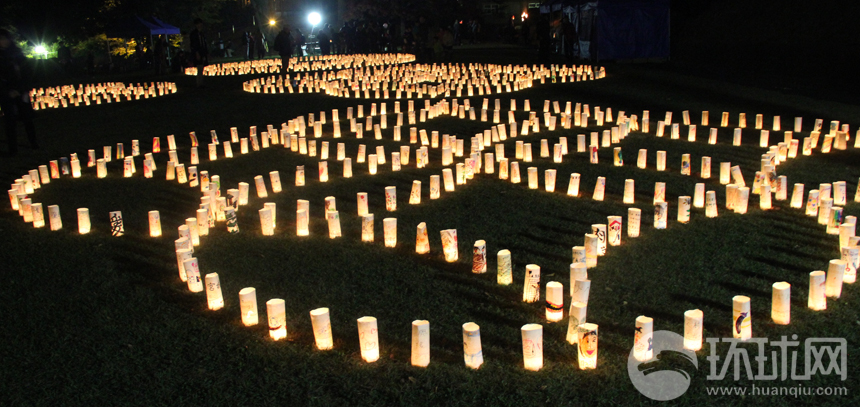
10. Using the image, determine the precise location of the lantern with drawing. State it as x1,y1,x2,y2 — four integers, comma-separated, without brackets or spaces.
310,308,333,350
357,316,379,362
267,299,287,340
577,323,598,370
521,324,543,371
239,287,258,326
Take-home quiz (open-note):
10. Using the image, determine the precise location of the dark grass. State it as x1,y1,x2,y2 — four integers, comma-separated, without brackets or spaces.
1,47,859,406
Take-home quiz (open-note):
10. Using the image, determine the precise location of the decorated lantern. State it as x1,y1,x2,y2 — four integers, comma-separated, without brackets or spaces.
267,299,287,340
732,295,751,341
521,324,543,371
771,282,790,325
462,322,483,369
357,316,379,362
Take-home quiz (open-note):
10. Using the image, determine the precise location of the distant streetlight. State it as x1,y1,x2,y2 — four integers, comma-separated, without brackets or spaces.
269,19,276,26
34,44,48,59
308,12,322,27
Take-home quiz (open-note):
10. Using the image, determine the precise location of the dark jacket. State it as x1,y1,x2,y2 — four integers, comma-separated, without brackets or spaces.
189,28,208,65
273,30,292,56
0,46,32,105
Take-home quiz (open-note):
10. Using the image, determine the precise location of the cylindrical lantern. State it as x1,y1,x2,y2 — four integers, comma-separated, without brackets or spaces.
385,186,396,211
705,191,718,218
809,271,827,310
608,216,622,246
383,218,397,247
266,299,287,340
826,207,843,235
592,224,607,255
732,295,751,341
415,222,429,253
30,203,44,228
47,205,61,231
684,309,704,351
678,196,692,223
239,287,258,326
654,182,666,204
771,282,790,325
593,177,606,201
441,229,458,262
572,279,591,306
566,302,587,344
584,234,598,268
310,308,333,350
572,247,586,265
623,179,635,204
357,316,379,362
546,282,564,322
472,240,487,273
297,209,309,236
656,151,666,171
790,184,804,208
78,208,90,235
577,323,598,370
818,198,833,225
148,210,162,237
567,173,581,196
841,246,858,284
633,316,654,362
327,211,342,239
523,264,541,303
260,208,274,236
497,249,512,285
826,259,846,298
693,183,705,208
654,202,668,229
462,322,483,369
806,189,820,216
183,257,203,292
204,273,223,310
409,181,421,205
521,324,543,371
628,208,641,237
760,185,772,210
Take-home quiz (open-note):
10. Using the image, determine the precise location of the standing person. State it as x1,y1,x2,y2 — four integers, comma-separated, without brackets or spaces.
242,31,252,60
318,24,331,55
273,26,292,63
561,16,577,63
189,18,208,87
0,29,38,156
294,28,305,57
154,35,167,75
256,29,267,59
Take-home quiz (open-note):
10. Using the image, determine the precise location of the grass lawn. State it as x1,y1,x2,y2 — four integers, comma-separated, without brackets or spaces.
1,47,858,406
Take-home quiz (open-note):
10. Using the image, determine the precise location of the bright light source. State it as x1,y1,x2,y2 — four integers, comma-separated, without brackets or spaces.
269,19,276,26
34,44,47,57
308,12,322,26
521,12,528,21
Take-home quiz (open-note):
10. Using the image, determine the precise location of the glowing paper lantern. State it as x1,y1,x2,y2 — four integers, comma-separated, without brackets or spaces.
204,273,224,310
628,208,641,237
577,323,598,370
732,295,751,341
441,229,458,262
693,184,705,208
567,173,581,196
680,309,704,351
826,259,846,298
818,198,833,225
357,316,379,362
109,211,124,236
385,186,397,211
472,240,487,273
654,202,667,229
47,205,61,231
148,210,162,237
608,216,622,246
30,203,44,228
623,179,635,204
808,271,826,310
771,282,790,325
566,302,587,344
383,218,397,247
310,308,334,350
462,322,483,369
267,299,287,340
546,282,564,322
705,191,718,218
225,207,239,234
415,222,429,253
260,208,274,236
327,211,342,239
236,287,260,326
404,320,431,368
633,316,653,362
183,257,203,292
678,196,692,223
592,224,607,256
841,246,858,284
593,177,606,201
521,324,543,371
523,264,541,303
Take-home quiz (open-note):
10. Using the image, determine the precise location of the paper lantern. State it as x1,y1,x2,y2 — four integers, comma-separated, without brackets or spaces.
839,223,856,250
510,162,521,184
410,222,428,253
593,177,606,201
523,264,541,303
544,169,557,192
577,323,598,370
572,247,586,266
462,322,483,369
809,271,827,310
108,211,124,237
259,208,274,236
546,282,564,322
732,295,751,341
310,308,334,351
592,224,607,256
237,287,259,326
656,151,666,171
841,246,858,285
654,202,668,229
266,299,287,340
584,233,598,268
818,198,833,225
622,179,635,204
678,309,704,352
526,167,537,189
654,182,666,204
566,173,581,197
182,257,203,292
678,196,691,223
357,316,379,362
204,273,224,311
409,181,421,205
470,240,488,273
826,259,846,298
441,229,458,262
788,183,804,208
145,210,162,237
692,183,705,208
606,216,622,247
47,205,61,231
225,207,239,234
327,211,342,239
521,324,543,371
626,208,641,238
566,302,587,344
736,187,750,214
771,282,790,325
385,186,397,211
30,203,44,228
632,316,654,362
705,191,718,218
826,207,843,235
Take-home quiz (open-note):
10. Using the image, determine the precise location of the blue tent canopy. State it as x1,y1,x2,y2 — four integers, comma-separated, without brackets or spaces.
105,16,180,38
541,0,670,61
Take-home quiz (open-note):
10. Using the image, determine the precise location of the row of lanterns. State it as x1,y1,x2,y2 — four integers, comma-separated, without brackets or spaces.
30,82,177,110
186,53,416,77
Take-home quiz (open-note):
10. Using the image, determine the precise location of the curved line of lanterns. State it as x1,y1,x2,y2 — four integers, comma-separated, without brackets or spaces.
29,82,178,110
184,53,416,76
8,63,859,371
